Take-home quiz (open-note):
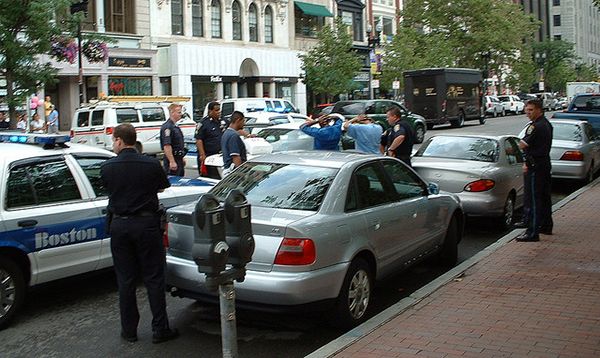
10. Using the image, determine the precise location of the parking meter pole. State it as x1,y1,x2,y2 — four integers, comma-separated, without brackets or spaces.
219,281,238,358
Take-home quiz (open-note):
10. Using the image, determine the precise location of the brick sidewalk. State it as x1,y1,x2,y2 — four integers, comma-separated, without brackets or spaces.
316,181,600,358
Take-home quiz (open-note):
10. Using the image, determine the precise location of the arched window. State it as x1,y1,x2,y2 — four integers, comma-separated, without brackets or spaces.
211,0,222,38
264,5,273,43
192,0,203,37
248,3,258,42
232,1,242,40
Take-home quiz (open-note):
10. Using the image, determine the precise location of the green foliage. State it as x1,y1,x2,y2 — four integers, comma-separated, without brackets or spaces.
299,17,363,102
382,0,538,92
531,40,578,93
0,0,76,125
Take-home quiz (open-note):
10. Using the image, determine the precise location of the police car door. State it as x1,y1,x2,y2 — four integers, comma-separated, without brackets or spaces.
1,156,103,285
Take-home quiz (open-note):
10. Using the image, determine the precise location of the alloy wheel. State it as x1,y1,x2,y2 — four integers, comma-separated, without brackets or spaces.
347,269,370,320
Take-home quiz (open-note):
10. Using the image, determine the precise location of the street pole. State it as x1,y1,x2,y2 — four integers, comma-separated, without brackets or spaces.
77,21,85,105
219,282,238,358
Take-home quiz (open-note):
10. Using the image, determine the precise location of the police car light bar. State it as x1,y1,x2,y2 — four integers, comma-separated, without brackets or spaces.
0,133,71,146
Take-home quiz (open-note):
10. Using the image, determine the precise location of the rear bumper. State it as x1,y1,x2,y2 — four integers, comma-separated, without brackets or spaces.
166,255,349,306
455,191,507,217
551,161,587,180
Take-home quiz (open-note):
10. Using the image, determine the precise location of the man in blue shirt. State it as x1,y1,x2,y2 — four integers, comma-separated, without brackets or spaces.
300,113,343,150
343,114,383,154
47,105,59,134
221,111,247,175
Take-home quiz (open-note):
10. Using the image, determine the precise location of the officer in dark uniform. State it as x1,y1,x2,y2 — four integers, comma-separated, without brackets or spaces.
100,123,179,344
381,106,415,166
516,98,553,242
195,101,226,179
160,103,186,176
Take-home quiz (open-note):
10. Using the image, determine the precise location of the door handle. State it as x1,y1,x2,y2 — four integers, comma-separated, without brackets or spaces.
371,222,381,230
18,220,38,228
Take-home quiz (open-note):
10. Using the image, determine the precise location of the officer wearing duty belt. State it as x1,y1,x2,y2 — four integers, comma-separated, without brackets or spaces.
160,103,186,176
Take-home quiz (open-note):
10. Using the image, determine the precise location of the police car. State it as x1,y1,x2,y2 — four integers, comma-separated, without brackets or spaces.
0,133,216,329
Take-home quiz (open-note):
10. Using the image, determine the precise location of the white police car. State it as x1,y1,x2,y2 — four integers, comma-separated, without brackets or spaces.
0,133,216,329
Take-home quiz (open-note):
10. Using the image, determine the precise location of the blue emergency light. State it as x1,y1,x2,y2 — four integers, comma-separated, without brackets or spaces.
0,133,71,146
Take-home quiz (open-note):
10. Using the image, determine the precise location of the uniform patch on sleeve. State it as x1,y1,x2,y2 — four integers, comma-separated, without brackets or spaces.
526,124,534,135
394,124,400,131
165,129,171,137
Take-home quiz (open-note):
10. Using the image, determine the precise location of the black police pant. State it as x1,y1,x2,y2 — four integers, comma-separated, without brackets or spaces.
523,166,553,237
163,156,185,176
110,216,169,335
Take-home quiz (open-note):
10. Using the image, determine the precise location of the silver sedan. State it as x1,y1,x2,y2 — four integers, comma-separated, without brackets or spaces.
166,151,463,328
412,134,525,228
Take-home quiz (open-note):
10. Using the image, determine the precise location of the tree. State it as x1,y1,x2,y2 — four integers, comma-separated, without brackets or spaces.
381,0,538,92
531,40,579,93
299,17,363,103
0,0,73,126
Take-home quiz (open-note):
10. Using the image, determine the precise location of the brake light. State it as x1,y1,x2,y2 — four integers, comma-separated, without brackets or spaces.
105,127,114,135
560,151,584,161
70,130,74,138
163,223,169,248
274,238,316,265
464,179,495,192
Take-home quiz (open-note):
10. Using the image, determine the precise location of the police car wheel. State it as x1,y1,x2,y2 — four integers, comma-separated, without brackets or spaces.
0,257,26,330
331,258,372,329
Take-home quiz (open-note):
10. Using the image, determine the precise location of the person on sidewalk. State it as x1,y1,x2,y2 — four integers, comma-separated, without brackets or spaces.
300,113,343,150
381,107,415,167
343,114,383,154
221,111,248,176
101,124,179,344
47,105,59,134
516,98,553,242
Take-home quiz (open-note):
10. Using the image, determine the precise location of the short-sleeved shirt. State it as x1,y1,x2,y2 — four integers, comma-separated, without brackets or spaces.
47,110,59,126
382,120,415,157
195,116,227,155
221,128,247,169
300,118,343,150
160,119,184,153
346,123,383,154
522,116,553,166
100,148,170,216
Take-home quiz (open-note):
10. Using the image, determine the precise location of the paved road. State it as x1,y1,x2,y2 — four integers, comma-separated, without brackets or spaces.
1,111,580,358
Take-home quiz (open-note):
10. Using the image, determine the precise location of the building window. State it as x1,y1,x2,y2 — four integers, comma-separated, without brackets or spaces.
552,0,560,5
232,1,242,40
264,6,273,43
294,7,325,38
160,77,172,95
382,17,393,40
341,11,354,40
352,12,363,41
249,3,258,42
105,0,135,33
211,0,222,38
192,0,203,37
108,77,153,95
553,14,561,26
554,34,562,40
171,0,184,35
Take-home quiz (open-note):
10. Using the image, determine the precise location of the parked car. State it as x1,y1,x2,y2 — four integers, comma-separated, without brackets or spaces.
412,134,525,228
534,92,559,111
0,133,215,329
557,97,569,109
484,96,505,117
551,94,600,133
205,98,300,121
330,99,427,144
519,119,600,183
165,151,464,327
497,95,525,115
244,112,308,134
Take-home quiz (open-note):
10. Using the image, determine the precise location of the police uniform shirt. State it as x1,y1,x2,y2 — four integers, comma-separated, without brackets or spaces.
160,119,184,155
522,116,553,163
383,120,414,156
195,116,227,156
101,148,170,216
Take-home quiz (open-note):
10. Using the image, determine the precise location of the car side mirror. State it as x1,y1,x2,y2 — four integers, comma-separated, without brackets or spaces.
428,182,439,195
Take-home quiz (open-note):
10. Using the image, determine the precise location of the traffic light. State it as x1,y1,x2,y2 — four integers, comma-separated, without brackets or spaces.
191,194,229,280
224,190,255,272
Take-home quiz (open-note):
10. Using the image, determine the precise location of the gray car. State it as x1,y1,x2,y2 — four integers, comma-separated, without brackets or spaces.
412,134,525,228
165,151,463,327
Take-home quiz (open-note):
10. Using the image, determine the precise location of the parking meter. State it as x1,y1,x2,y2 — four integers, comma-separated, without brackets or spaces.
224,190,255,269
192,193,229,276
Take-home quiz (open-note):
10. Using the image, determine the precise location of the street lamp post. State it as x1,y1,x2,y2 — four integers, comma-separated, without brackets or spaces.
481,51,491,96
70,0,89,105
535,52,547,92
366,21,382,100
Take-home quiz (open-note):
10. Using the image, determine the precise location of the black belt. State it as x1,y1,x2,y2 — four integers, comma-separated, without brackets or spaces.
113,211,157,219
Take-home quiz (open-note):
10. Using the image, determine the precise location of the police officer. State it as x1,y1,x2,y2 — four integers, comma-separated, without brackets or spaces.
516,98,553,242
160,103,186,176
100,123,179,343
195,101,225,179
381,106,415,166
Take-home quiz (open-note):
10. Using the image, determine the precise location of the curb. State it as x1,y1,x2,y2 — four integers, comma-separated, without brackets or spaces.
306,177,599,358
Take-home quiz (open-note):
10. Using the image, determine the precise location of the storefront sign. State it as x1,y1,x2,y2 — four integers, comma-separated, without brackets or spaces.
272,77,290,82
109,57,151,68
210,76,223,82
354,73,369,82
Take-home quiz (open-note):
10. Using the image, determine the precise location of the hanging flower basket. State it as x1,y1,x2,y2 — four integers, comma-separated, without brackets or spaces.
82,40,109,63
50,36,78,64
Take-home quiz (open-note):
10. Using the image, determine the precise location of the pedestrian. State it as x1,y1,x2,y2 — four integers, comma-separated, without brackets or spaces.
343,114,383,154
381,107,415,167
16,113,27,132
221,111,247,176
100,124,179,344
44,95,53,118
47,104,59,134
159,103,186,176
0,111,10,130
195,101,225,179
515,98,553,242
30,113,46,133
300,113,343,150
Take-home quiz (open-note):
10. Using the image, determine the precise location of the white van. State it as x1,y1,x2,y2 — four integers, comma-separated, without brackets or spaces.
202,97,299,120
70,96,196,155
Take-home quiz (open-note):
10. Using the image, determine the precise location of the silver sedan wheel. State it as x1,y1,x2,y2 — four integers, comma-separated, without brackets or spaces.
502,195,515,229
347,269,371,320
